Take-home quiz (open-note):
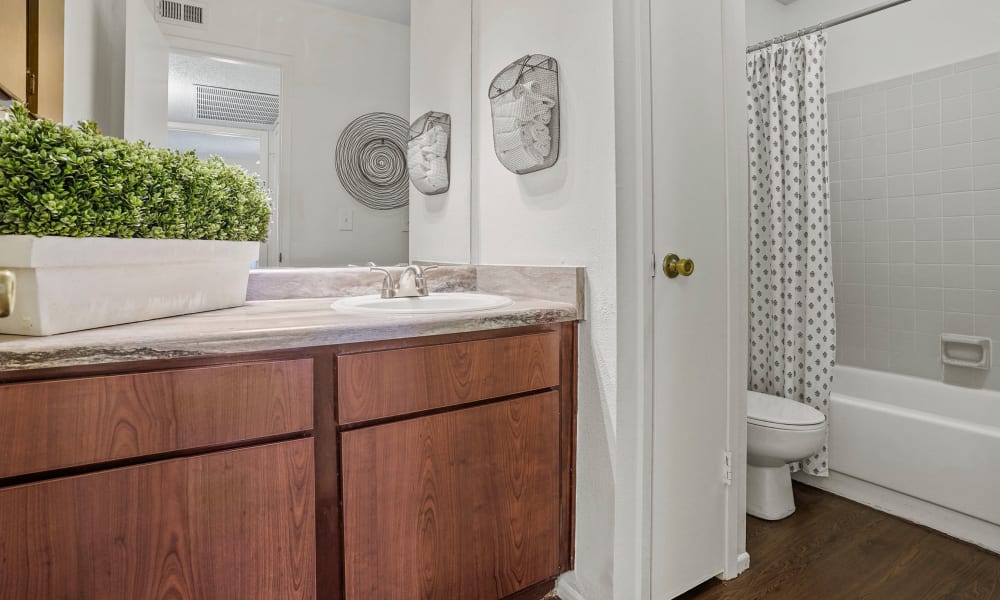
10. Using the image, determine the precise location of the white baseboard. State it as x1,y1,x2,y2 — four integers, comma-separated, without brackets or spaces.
555,577,587,600
794,470,1000,555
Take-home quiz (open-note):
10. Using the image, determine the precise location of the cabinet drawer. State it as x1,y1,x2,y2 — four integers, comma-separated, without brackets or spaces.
0,439,316,600
337,331,560,424
341,392,561,599
0,359,314,479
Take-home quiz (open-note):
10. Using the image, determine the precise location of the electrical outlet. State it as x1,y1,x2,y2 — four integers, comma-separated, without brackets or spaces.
338,208,354,231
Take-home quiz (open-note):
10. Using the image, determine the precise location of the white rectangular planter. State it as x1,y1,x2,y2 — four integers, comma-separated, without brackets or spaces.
0,236,260,336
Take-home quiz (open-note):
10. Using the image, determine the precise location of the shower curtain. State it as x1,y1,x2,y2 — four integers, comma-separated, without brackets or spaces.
747,33,835,476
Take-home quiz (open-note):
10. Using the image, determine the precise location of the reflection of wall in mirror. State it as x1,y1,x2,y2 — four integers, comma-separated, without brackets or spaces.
63,0,411,267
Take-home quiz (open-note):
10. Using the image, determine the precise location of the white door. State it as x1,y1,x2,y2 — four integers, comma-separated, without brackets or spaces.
649,0,736,597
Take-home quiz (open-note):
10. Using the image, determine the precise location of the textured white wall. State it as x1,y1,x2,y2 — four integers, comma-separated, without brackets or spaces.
469,1,618,598
747,0,1000,92
63,0,126,137
119,1,411,267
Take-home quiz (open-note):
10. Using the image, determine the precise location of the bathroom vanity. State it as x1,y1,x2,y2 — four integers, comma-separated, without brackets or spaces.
0,288,579,600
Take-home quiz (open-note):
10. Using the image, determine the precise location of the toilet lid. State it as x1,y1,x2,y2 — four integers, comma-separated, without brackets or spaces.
747,391,826,428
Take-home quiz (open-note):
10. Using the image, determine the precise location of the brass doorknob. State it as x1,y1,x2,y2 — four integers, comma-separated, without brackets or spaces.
662,254,695,278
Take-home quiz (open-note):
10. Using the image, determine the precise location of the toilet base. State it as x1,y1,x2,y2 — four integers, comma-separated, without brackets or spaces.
747,463,796,520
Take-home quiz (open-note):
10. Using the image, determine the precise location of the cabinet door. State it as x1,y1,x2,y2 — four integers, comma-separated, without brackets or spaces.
0,0,27,102
341,392,561,600
0,439,316,600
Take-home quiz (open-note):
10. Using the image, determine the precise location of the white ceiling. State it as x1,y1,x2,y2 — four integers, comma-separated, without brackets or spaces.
299,0,410,24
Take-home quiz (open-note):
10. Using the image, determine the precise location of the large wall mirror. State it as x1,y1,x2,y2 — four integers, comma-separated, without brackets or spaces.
15,0,473,267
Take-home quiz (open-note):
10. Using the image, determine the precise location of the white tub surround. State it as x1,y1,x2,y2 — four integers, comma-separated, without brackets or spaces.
795,365,1000,553
0,236,260,336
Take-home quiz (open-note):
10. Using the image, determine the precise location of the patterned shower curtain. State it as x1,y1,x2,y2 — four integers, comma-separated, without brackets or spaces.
747,33,836,476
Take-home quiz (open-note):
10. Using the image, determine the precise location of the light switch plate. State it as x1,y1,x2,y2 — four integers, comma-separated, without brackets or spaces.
338,208,354,231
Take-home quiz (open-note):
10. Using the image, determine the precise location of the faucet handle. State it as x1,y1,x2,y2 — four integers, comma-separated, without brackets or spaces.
370,266,397,298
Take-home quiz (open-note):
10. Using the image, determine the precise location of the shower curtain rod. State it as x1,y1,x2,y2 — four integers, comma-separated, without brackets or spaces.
747,0,913,53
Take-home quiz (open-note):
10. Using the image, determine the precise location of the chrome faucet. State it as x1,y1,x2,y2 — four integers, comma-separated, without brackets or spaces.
370,264,438,299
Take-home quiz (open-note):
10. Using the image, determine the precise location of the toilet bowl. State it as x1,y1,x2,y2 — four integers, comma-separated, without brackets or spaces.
747,390,827,520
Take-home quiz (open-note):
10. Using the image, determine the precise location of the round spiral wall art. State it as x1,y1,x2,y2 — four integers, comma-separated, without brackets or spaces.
335,112,409,210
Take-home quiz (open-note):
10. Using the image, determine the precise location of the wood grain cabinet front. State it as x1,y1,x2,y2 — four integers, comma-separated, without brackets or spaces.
0,359,314,479
0,438,317,600
337,331,561,424
340,391,562,600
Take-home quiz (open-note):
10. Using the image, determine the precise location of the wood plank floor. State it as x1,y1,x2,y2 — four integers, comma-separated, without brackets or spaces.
679,483,1000,600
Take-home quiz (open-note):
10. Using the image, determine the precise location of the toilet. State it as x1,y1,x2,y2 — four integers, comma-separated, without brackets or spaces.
746,390,827,520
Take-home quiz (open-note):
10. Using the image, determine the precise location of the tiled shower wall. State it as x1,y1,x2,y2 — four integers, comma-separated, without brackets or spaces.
828,52,1000,390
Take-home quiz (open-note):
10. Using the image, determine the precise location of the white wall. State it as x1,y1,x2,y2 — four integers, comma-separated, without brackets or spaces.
408,0,472,264
123,0,168,148
63,0,126,137
114,0,410,266
468,2,618,598
747,0,1000,92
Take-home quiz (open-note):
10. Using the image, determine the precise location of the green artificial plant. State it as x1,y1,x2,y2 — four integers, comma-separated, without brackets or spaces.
0,103,270,241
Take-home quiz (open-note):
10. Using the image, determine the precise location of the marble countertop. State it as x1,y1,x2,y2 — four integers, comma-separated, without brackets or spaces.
0,295,578,373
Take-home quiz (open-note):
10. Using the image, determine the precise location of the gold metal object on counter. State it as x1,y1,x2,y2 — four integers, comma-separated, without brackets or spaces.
0,270,15,317
662,254,695,278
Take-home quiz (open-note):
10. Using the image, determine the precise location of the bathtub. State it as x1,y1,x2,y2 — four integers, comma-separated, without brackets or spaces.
794,365,1000,553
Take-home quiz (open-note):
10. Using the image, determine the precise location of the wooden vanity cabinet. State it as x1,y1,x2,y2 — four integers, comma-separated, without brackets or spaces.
334,324,577,600
0,322,577,600
0,0,63,120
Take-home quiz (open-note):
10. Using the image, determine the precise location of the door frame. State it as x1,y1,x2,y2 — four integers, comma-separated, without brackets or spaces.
612,0,749,598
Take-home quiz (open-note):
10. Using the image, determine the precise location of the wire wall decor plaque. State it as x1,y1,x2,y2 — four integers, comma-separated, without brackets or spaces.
335,112,409,210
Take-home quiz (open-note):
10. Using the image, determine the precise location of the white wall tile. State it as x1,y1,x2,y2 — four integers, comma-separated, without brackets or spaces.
942,192,974,216
941,168,973,193
974,164,1000,190
913,125,942,150
887,175,914,197
941,72,972,99
864,134,887,157
841,138,863,159
943,288,974,312
942,95,971,122
913,148,941,172
971,114,1000,141
915,287,944,311
941,144,972,169
914,309,944,333
886,109,912,133
890,264,914,285
889,220,915,241
841,117,863,139
915,218,941,241
975,190,1000,215
974,290,1000,315
976,241,1000,264
912,80,940,105
864,156,887,178
866,263,889,284
972,89,1000,117
886,152,912,175
865,198,888,219
889,241,915,263
915,241,942,264
863,178,887,199
886,85,912,111
913,102,941,127
863,112,887,137
944,312,975,334
942,241,974,263
842,159,864,180
942,120,972,146
915,266,942,288
862,91,886,114
865,220,889,242
913,172,941,195
914,194,943,217
942,265,975,289
977,266,1000,290
866,242,889,262
888,197,914,218
887,131,913,153
942,216,975,240
841,97,862,118
972,64,1000,93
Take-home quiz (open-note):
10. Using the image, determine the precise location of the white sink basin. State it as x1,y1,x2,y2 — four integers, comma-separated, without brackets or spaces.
332,292,513,315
